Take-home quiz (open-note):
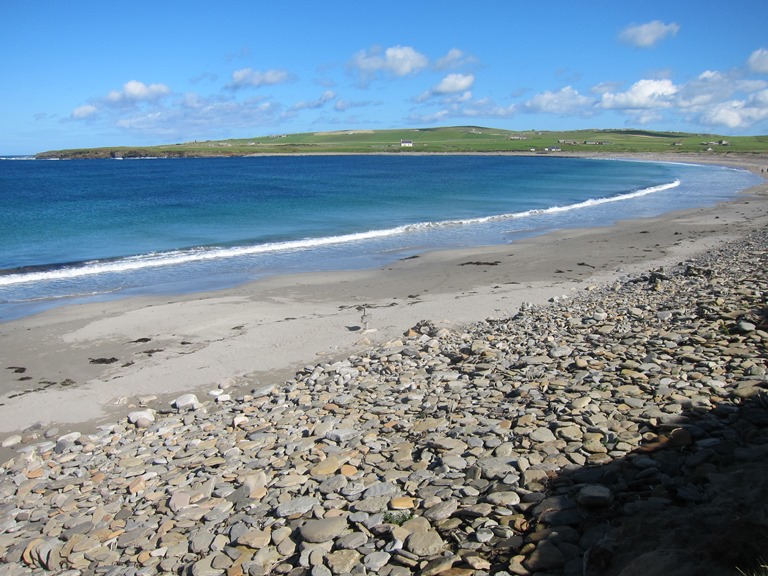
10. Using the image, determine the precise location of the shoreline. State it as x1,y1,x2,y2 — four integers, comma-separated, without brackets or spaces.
1,153,767,444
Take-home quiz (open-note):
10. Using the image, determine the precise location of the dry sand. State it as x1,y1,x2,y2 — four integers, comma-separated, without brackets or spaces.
1,153,766,439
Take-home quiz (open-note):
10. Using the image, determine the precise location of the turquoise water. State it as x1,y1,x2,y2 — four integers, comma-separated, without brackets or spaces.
0,155,762,320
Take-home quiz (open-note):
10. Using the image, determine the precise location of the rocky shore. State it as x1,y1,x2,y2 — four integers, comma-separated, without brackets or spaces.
1,227,767,576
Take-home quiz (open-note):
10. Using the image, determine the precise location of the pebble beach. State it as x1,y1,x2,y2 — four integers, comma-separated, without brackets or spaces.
1,154,767,576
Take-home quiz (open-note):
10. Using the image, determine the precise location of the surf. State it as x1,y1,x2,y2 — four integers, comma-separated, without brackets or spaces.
0,178,681,287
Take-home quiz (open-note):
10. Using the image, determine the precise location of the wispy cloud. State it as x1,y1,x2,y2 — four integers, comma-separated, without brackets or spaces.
523,86,595,116
748,48,768,74
290,90,336,111
226,68,291,91
68,80,171,120
334,99,375,112
435,48,477,70
71,104,98,120
112,94,281,138
619,20,680,48
409,96,516,124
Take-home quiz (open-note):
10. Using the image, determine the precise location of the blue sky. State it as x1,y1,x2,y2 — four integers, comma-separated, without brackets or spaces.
2,1,767,154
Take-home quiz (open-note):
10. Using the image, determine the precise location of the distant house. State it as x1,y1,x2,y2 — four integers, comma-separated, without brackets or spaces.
400,140,413,147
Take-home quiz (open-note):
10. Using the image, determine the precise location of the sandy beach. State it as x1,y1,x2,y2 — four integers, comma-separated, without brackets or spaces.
1,152,767,576
1,153,766,439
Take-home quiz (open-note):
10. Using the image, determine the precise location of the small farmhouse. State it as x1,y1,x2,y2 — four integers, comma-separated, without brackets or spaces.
400,140,413,147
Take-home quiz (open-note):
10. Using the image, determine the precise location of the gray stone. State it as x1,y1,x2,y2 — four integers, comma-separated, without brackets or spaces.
405,530,444,556
172,393,201,410
422,499,458,521
299,517,348,543
530,427,556,443
486,490,521,507
577,485,614,507
363,551,391,571
326,549,362,574
275,496,319,518
525,540,565,571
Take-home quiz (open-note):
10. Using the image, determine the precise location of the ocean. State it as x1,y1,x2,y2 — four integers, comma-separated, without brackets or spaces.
0,155,762,321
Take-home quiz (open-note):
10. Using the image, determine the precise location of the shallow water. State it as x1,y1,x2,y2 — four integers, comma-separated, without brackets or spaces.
0,155,762,320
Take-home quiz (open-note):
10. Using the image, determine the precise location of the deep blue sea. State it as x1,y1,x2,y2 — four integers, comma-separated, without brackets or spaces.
0,155,762,321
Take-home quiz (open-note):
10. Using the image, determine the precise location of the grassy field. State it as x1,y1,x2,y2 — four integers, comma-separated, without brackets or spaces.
35,126,768,158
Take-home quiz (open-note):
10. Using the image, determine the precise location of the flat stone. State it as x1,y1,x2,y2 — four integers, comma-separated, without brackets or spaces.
364,481,401,498
310,455,340,477
299,517,348,543
422,499,459,521
486,491,521,507
419,555,457,576
406,529,444,556
389,497,416,509
577,485,614,507
530,427,556,443
275,496,319,518
476,457,517,479
326,549,362,574
172,393,201,410
236,528,271,548
335,532,369,550
325,428,360,443
363,551,391,571
251,383,275,397
525,540,565,571
2,434,23,448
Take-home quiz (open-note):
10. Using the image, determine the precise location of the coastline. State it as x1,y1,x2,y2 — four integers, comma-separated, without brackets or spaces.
1,153,766,443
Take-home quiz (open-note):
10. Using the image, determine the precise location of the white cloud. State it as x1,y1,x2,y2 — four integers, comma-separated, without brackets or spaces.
676,70,767,109
350,45,428,83
462,98,516,118
435,48,476,70
600,79,678,110
410,109,451,124
619,20,680,48
591,81,623,95
416,74,475,103
227,68,291,90
106,80,171,104
112,94,281,137
700,89,768,128
334,99,374,112
748,48,768,74
434,73,475,94
410,96,516,124
71,104,98,119
385,46,428,76
524,86,595,116
291,90,336,111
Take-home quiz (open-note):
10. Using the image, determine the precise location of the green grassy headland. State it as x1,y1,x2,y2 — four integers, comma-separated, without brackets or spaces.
35,126,768,159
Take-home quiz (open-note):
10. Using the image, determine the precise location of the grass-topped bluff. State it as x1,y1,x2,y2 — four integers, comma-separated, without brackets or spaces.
35,126,768,159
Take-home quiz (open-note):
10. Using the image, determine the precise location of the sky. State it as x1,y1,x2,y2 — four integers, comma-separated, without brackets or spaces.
2,1,768,154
